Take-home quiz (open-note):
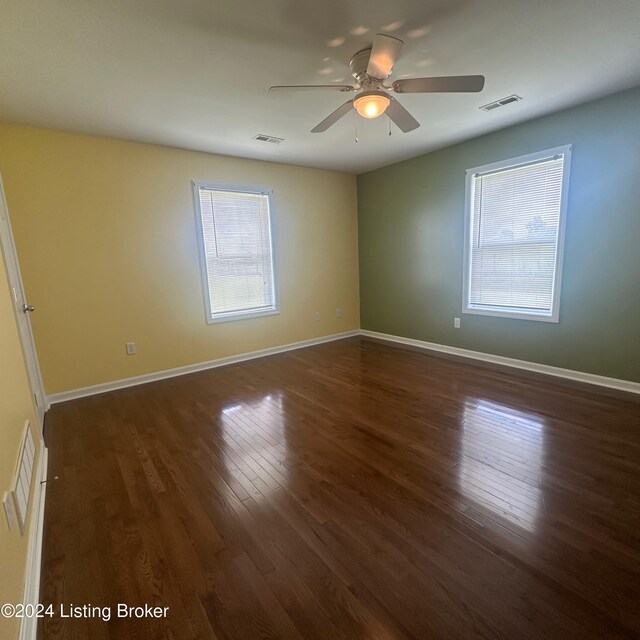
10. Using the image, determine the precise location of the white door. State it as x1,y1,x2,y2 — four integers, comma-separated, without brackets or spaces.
0,174,46,428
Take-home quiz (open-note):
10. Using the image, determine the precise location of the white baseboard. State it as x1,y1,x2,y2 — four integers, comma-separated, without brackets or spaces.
19,444,48,640
46,328,639,405
360,329,640,396
47,330,360,405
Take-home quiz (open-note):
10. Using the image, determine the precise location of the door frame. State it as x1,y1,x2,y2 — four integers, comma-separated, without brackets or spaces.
0,173,46,428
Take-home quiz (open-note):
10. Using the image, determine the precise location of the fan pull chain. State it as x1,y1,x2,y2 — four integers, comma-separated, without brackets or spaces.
388,114,392,136
354,112,359,142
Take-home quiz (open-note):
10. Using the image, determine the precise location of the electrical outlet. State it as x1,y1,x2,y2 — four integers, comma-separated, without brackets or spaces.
125,341,137,355
454,317,461,329
314,311,320,321
336,308,343,318
3,492,15,531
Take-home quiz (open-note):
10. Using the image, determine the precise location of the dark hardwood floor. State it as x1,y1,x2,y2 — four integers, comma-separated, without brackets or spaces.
39,337,640,639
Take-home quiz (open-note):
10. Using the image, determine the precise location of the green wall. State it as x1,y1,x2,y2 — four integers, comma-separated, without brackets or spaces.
357,86,640,383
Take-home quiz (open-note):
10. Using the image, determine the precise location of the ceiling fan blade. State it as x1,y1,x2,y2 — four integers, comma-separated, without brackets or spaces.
386,98,420,133
311,101,354,133
269,84,355,92
392,75,485,93
366,33,404,80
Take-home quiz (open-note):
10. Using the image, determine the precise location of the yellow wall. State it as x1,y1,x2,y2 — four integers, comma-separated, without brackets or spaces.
0,124,360,394
0,245,42,640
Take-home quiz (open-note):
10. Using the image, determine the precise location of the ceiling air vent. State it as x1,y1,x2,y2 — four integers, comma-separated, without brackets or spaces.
253,134,284,144
479,95,522,112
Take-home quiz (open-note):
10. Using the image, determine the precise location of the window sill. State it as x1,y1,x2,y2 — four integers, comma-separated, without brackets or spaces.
463,306,559,323
206,308,280,325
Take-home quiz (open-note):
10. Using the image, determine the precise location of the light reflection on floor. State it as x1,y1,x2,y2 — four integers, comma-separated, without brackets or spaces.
220,393,287,497
458,399,545,533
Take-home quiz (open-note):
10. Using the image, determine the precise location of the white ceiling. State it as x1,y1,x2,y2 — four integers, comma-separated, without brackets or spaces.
1,0,640,173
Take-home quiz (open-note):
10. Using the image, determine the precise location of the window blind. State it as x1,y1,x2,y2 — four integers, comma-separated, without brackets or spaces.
466,152,568,318
197,187,276,320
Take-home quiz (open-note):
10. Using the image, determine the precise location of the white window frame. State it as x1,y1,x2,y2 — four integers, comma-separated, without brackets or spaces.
193,181,279,324
462,145,572,323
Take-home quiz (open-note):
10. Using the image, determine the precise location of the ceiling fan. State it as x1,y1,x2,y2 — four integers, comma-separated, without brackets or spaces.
269,33,485,134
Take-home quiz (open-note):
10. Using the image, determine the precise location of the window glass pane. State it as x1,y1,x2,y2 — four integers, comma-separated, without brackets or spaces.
466,151,568,319
197,187,276,319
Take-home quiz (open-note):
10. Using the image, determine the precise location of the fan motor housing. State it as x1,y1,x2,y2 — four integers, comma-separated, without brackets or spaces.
349,48,372,84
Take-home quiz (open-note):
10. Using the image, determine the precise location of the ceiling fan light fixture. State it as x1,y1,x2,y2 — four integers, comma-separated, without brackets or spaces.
274,34,485,135
353,90,390,119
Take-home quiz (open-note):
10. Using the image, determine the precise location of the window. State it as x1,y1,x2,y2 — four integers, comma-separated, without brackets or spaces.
194,183,278,323
463,145,571,322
